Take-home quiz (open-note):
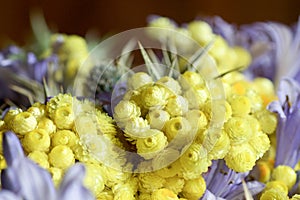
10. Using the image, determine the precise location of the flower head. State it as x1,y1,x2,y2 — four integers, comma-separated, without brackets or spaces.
0,131,95,200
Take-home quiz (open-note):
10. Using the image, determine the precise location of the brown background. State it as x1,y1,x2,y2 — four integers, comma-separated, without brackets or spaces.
0,0,299,48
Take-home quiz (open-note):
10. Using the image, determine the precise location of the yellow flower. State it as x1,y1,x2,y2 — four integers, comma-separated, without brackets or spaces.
51,130,78,149
37,117,56,135
49,167,63,186
224,116,252,145
224,143,256,172
84,163,105,197
164,117,191,142
187,21,214,46
136,129,168,159
179,71,205,91
52,106,75,130
22,129,51,152
229,94,251,116
165,95,189,117
27,151,49,169
151,188,179,200
157,76,182,95
114,100,141,124
48,145,75,169
260,188,289,200
163,176,185,194
138,173,166,193
264,181,288,196
271,165,297,190
127,72,153,90
140,84,168,109
11,112,37,135
182,176,206,200
147,109,170,130
208,130,230,160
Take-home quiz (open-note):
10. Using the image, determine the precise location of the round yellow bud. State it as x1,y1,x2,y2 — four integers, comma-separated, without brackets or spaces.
180,143,209,174
53,106,74,130
147,109,170,130
187,20,214,45
124,117,150,139
179,71,204,90
164,117,191,141
27,106,44,120
51,130,78,148
140,85,167,109
208,130,230,160
11,112,37,135
229,95,251,116
271,165,297,190
260,188,289,200
165,95,189,117
157,76,182,95
27,151,49,169
182,176,206,200
84,163,105,197
127,72,153,90
114,100,141,123
163,176,185,194
136,130,168,159
233,46,251,68
185,109,208,130
248,131,270,159
208,35,228,62
3,108,22,128
23,129,51,152
255,110,277,134
183,86,208,109
37,117,56,135
49,167,63,186
265,181,288,196
151,188,178,200
291,194,300,200
224,117,252,145
49,145,75,169
224,143,256,172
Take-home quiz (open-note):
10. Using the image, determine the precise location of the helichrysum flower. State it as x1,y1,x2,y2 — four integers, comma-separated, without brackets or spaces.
0,131,95,200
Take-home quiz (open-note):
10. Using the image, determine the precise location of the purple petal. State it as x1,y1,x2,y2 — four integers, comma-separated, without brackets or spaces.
225,181,265,199
201,190,226,200
2,131,24,166
58,163,95,200
0,190,22,200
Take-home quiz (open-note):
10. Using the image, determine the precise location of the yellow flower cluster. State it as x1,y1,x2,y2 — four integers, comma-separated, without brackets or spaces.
112,71,211,199
0,94,136,199
221,72,277,172
148,17,252,75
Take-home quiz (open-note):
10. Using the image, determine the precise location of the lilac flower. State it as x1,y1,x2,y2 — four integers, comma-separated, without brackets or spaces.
0,131,95,200
239,18,300,84
202,160,264,200
0,46,58,107
268,78,300,168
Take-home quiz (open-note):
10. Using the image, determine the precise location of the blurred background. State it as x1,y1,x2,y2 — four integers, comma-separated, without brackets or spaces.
0,0,299,48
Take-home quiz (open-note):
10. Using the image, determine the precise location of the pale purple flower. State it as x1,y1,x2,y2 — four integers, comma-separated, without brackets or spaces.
202,160,264,200
239,18,300,84
0,46,58,107
268,78,300,168
0,131,95,200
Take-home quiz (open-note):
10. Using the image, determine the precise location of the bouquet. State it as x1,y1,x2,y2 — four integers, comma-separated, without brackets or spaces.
0,14,300,200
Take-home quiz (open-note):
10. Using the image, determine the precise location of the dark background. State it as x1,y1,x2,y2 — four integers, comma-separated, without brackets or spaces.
0,0,299,48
